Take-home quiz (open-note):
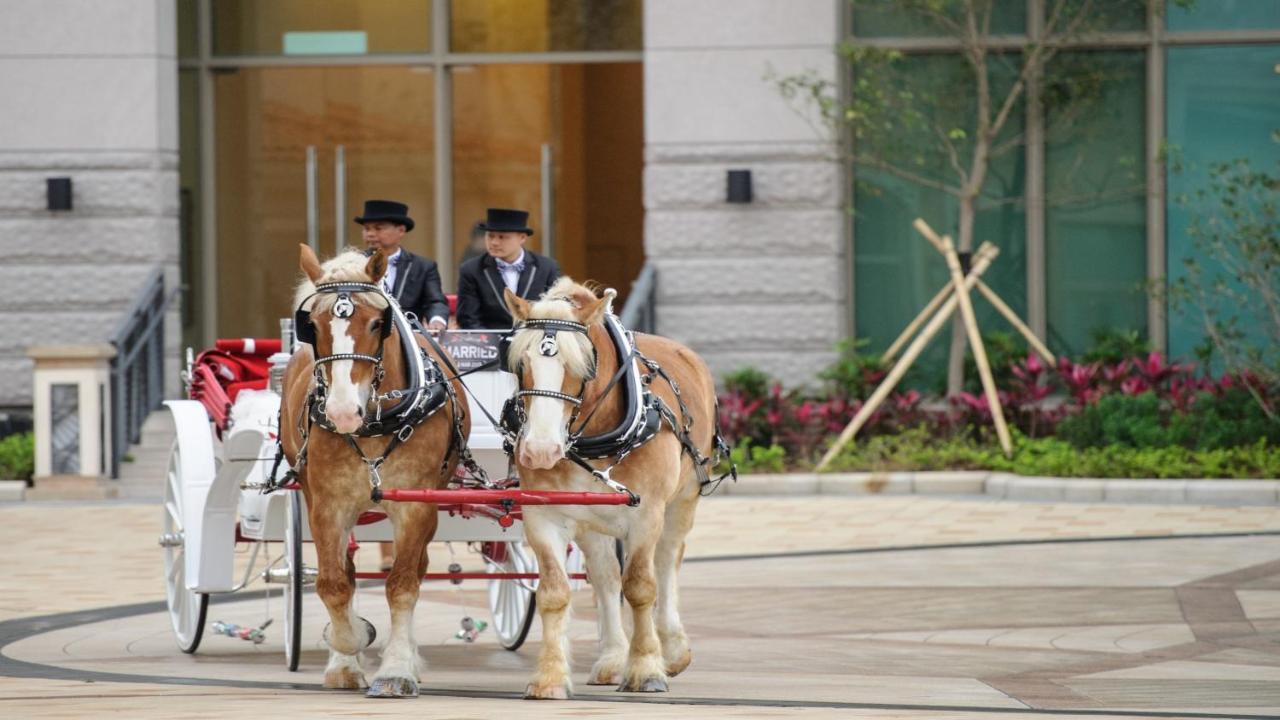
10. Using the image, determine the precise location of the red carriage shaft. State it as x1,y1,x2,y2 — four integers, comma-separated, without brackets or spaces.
378,488,633,506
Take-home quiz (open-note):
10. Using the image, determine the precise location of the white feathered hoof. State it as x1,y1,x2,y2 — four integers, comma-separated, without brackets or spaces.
617,675,668,693
366,676,419,698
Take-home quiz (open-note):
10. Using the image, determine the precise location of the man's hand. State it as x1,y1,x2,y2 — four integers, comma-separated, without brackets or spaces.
427,317,447,332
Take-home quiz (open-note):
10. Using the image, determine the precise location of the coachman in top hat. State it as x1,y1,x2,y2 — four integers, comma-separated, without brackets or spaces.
455,208,561,329
355,199,449,330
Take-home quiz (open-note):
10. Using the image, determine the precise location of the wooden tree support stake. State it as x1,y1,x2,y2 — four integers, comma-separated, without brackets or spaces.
816,242,999,470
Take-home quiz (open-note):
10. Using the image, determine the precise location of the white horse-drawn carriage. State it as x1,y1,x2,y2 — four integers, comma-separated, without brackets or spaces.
160,328,586,669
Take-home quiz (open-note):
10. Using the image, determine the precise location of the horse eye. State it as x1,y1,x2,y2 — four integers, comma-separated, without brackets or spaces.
370,319,382,331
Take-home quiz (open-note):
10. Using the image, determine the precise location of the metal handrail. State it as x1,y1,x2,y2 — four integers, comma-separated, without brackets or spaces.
109,267,180,478
619,263,656,334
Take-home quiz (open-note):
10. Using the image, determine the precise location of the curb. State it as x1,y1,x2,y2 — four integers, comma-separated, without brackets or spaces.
720,471,1280,506
0,480,26,502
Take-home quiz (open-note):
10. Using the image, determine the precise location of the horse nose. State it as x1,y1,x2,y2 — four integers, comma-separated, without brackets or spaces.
327,403,363,435
519,438,564,470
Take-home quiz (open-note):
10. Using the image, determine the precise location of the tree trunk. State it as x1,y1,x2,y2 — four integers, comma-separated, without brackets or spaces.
947,192,978,396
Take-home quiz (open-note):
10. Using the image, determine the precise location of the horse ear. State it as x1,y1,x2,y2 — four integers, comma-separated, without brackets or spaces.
504,287,530,322
575,288,616,326
365,251,388,283
299,244,323,282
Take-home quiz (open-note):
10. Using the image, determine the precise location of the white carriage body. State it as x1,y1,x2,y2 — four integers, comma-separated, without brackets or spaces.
169,357,520,594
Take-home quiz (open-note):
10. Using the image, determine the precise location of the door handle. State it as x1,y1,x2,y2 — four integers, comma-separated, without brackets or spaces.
335,145,346,254
305,145,318,253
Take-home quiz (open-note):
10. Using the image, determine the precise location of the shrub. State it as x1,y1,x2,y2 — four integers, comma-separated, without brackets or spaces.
0,432,34,481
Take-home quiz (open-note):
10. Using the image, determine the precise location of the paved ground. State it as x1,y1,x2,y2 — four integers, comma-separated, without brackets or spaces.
1,495,1278,719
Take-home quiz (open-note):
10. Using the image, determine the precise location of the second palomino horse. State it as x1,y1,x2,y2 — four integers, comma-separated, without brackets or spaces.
500,278,731,699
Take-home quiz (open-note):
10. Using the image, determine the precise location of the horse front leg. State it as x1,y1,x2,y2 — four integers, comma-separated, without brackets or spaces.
577,529,627,686
522,507,574,700
655,490,698,677
619,506,669,693
367,502,437,698
310,508,375,689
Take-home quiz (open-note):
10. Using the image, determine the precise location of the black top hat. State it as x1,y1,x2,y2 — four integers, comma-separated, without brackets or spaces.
354,199,414,232
479,208,534,235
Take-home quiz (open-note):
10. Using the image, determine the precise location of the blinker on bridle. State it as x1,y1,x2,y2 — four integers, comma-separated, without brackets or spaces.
507,318,595,408
295,281,395,377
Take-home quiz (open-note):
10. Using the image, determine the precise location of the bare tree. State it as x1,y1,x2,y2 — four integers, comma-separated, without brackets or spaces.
779,0,1159,395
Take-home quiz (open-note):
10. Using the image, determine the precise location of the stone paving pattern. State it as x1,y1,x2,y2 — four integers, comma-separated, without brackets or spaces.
1,496,1278,718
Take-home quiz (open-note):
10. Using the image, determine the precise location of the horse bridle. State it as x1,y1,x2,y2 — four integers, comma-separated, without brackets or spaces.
502,318,598,436
295,281,397,410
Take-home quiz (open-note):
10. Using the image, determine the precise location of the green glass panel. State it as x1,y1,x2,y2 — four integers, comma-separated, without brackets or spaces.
1166,45,1280,364
853,54,1026,390
1044,51,1147,357
853,0,1025,37
213,0,430,56
451,0,641,52
1168,0,1280,30
178,0,197,58
178,69,203,345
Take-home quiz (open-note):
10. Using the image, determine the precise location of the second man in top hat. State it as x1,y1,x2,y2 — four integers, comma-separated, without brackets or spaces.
456,208,561,329
356,199,450,331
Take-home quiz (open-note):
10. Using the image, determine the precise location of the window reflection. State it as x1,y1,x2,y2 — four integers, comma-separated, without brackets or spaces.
451,0,641,52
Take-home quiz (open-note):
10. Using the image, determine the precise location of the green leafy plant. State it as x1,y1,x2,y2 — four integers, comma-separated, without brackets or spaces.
722,367,772,402
0,432,34,481
726,439,789,475
818,338,886,400
1081,327,1150,366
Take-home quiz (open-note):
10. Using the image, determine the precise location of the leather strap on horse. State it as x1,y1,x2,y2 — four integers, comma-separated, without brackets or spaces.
636,348,737,496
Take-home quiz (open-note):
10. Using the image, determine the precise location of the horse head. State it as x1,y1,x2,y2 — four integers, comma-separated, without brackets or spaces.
296,244,394,435
504,278,615,469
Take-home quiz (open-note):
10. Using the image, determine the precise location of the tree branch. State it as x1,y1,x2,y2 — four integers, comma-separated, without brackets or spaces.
851,152,964,197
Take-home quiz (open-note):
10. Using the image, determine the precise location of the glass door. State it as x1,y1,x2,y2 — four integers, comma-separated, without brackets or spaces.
214,65,435,338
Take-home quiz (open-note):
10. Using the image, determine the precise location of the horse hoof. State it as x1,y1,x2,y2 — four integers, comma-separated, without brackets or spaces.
322,619,378,652
323,667,367,690
666,650,692,677
618,676,668,693
586,670,618,686
524,683,571,700
359,617,378,648
366,677,419,698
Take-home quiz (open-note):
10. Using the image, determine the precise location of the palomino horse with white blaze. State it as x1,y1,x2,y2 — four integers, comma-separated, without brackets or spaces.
280,245,468,697
503,278,723,699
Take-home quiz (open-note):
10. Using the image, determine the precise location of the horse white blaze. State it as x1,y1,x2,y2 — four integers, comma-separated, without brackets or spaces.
519,350,570,469
325,317,366,434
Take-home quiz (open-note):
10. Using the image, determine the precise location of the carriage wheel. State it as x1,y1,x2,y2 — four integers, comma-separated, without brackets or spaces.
283,490,305,671
162,439,208,654
483,542,536,651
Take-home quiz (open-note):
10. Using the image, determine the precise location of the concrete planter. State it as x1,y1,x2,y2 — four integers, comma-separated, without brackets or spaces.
720,471,1280,506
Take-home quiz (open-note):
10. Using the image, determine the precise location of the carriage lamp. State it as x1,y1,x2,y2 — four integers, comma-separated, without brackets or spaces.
47,177,73,211
726,169,753,204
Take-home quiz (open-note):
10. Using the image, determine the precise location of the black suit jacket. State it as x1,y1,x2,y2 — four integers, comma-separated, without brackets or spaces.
456,251,561,329
389,249,449,325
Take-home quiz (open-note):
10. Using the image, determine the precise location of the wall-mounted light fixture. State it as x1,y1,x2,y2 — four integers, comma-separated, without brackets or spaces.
47,178,72,211
726,169,753,204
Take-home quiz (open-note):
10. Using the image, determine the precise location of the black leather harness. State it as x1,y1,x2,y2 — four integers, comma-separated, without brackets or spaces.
279,281,459,496
499,313,735,502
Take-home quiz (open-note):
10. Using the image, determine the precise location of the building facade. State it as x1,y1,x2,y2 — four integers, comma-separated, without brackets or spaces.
0,0,1277,419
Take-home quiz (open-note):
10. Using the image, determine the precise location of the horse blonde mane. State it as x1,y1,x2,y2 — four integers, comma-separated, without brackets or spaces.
293,249,389,313
507,277,609,379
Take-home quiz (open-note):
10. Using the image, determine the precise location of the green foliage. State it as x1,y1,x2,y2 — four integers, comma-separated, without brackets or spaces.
726,439,788,475
722,367,772,402
825,426,1280,479
962,330,1022,392
1057,389,1280,451
818,338,885,400
0,432,34,481
1081,327,1149,366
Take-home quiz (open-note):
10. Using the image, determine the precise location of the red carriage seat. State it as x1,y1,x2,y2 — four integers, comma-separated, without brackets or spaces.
188,339,282,431
447,293,457,316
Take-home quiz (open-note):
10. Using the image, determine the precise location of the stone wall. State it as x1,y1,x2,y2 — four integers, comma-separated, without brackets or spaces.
0,0,180,408
643,0,845,388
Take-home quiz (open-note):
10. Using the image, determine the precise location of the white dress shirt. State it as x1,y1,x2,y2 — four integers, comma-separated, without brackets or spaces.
495,251,527,293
